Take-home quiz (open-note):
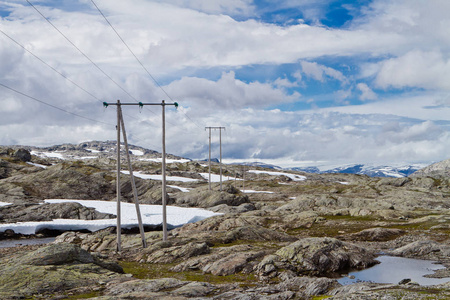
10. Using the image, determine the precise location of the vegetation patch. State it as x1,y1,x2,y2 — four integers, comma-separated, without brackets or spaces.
119,260,259,287
63,290,103,299
287,214,382,237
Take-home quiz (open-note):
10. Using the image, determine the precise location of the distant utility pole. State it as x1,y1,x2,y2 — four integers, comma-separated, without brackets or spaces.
205,127,225,191
242,165,247,192
104,100,178,247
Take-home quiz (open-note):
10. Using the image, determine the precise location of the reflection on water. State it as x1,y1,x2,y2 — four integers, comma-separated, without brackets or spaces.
339,256,449,286
0,237,55,248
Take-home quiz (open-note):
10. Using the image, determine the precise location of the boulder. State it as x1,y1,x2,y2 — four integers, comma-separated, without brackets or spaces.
0,202,115,223
341,227,406,242
391,240,450,261
170,244,262,275
0,243,124,299
208,202,256,213
202,251,265,276
144,242,210,263
171,281,216,298
21,243,95,265
14,148,31,162
269,237,378,276
176,189,249,208
105,278,186,296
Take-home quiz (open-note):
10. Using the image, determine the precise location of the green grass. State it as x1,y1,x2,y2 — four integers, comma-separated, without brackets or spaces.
62,291,103,299
286,214,382,237
119,260,259,287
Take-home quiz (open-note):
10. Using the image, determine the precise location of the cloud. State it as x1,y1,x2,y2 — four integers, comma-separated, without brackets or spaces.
334,88,352,105
356,82,377,101
152,0,254,17
300,61,347,83
375,50,450,90
165,71,299,112
273,77,299,88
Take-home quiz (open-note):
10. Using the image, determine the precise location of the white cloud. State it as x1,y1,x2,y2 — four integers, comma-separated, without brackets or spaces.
165,71,298,111
356,83,377,101
334,89,352,105
375,50,450,90
153,0,254,16
273,77,298,88
300,61,347,83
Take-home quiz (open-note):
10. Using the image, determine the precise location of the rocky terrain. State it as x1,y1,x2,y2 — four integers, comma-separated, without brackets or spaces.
0,142,449,299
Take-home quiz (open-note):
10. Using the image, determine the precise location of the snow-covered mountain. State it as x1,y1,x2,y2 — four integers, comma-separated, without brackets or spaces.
240,162,427,178
290,164,424,178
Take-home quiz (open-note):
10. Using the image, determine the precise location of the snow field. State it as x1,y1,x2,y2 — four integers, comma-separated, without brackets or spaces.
0,199,221,235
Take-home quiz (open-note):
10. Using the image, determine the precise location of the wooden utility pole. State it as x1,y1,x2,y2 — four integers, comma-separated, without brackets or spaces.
116,100,121,252
205,127,225,191
208,127,211,191
161,100,168,241
242,165,246,192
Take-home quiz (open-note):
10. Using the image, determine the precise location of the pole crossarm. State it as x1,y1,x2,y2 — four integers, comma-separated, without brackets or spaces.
205,126,225,130
103,101,178,107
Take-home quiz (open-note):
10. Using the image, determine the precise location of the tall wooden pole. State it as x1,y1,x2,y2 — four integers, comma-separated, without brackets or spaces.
161,100,168,241
208,127,212,191
219,128,222,191
116,100,122,252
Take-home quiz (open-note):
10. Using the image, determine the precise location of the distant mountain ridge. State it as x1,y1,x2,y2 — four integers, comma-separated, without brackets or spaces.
237,162,427,178
2,141,433,178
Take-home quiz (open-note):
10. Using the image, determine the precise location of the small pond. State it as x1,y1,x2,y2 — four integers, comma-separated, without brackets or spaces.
338,255,449,286
0,237,56,248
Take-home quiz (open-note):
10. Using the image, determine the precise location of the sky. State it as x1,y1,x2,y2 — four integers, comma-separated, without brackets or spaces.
1,0,450,168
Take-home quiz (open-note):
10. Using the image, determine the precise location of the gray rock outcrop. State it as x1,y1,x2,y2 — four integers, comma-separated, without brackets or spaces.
260,237,378,276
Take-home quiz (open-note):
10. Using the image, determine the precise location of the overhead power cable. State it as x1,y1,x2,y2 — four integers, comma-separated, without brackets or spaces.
25,0,142,105
0,29,143,123
90,0,170,101
90,0,204,130
0,82,113,126
0,29,102,104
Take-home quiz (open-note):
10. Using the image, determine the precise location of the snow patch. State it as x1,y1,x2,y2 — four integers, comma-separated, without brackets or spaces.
0,199,221,235
139,158,191,163
26,162,48,169
121,171,199,182
31,151,66,160
248,170,306,181
130,149,144,156
242,190,274,194
86,149,101,153
199,173,238,183
168,185,191,192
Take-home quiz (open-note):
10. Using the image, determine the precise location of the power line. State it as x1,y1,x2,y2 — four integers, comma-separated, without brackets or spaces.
26,0,142,105
0,82,113,126
90,0,170,101
0,28,144,124
90,0,204,130
0,29,102,104
24,0,201,150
